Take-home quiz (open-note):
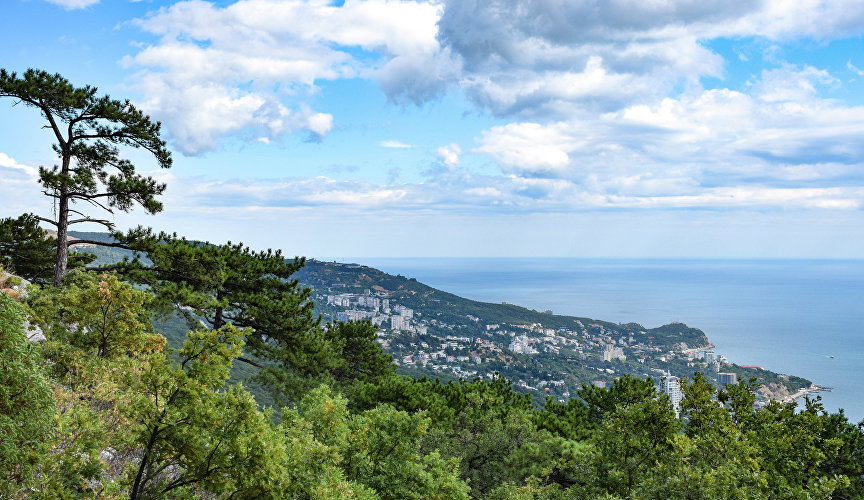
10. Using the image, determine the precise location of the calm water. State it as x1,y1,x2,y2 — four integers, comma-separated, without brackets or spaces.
354,258,864,422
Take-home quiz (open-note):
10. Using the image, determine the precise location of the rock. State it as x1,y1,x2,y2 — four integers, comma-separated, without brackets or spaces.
23,320,46,343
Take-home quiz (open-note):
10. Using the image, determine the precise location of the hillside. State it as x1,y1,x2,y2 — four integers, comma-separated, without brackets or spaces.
70,234,812,404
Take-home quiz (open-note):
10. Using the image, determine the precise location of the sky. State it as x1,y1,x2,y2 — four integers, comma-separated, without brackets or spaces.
2,0,864,259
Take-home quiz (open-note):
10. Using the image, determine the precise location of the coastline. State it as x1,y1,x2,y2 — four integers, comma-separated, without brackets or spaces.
778,384,831,405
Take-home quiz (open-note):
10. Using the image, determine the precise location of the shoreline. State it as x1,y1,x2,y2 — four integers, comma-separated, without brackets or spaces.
778,384,831,405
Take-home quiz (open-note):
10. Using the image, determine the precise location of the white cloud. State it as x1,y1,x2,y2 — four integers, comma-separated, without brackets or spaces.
753,65,839,103
435,0,864,118
0,153,48,218
153,166,864,216
124,0,864,155
469,65,864,212
380,140,413,149
474,122,577,175
436,143,461,167
847,60,864,77
114,0,864,220
305,112,334,139
44,0,99,9
0,153,39,179
126,0,444,153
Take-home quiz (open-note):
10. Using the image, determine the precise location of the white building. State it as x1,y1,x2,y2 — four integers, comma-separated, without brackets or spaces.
717,372,738,386
662,375,683,417
391,315,410,331
335,310,372,322
602,345,626,362
508,335,538,355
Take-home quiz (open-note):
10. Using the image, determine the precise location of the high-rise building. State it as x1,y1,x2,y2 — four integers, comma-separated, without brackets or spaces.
662,375,683,417
703,350,716,363
391,315,409,331
717,372,738,386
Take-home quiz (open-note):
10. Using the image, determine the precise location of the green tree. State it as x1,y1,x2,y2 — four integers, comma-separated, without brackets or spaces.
109,231,329,403
0,213,94,284
582,376,681,497
0,292,54,497
0,68,172,285
27,271,155,358
647,373,767,499
288,385,469,500
815,410,864,499
577,375,658,426
126,325,284,499
24,271,166,496
536,396,594,442
323,320,396,399
742,397,847,498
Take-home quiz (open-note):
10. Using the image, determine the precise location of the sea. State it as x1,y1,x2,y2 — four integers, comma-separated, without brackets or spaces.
353,258,864,422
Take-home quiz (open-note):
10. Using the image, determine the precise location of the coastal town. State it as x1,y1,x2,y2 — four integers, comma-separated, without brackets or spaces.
307,276,817,407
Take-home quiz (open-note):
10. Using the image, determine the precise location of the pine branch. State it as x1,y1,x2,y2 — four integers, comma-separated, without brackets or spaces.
68,239,132,249
67,217,113,227
33,215,58,227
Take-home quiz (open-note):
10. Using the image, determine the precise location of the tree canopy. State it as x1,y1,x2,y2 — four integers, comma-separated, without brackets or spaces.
0,213,94,284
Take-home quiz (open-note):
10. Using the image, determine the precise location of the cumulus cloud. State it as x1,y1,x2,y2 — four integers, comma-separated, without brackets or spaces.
436,143,461,167
124,0,864,154
436,0,864,117
126,0,445,153
0,153,39,180
469,64,864,211
116,0,864,216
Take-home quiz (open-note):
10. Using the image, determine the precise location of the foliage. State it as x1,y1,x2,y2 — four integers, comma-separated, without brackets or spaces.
1,231,861,499
0,68,171,283
577,375,659,425
583,379,681,497
0,293,54,497
27,271,156,358
535,396,594,441
815,410,864,500
0,213,95,284
285,385,470,499
125,325,286,499
323,320,397,400
106,230,328,403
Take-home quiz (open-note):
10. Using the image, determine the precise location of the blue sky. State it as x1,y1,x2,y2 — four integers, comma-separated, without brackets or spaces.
2,0,864,258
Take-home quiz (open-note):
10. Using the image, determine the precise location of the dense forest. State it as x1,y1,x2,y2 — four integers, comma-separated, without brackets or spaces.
2,68,864,499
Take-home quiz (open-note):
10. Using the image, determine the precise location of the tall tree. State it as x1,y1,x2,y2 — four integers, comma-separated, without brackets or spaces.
0,68,172,284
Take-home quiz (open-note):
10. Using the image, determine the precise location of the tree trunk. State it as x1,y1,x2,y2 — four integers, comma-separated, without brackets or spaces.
53,187,69,286
53,152,71,285
214,292,224,330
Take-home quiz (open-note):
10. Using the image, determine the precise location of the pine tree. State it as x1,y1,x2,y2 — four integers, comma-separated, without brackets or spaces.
108,229,329,402
0,69,172,284
0,213,94,284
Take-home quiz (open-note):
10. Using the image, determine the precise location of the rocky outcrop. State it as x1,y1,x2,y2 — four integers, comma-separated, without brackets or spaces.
0,271,45,342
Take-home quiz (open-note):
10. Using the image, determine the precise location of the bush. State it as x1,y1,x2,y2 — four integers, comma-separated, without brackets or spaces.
0,293,54,495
